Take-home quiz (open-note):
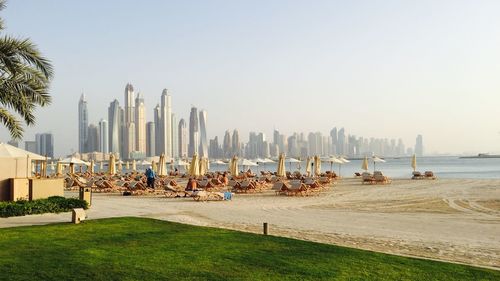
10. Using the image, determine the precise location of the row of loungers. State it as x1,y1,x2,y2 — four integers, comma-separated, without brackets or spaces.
412,171,437,180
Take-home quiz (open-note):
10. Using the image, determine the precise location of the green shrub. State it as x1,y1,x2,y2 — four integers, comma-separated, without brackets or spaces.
0,196,88,218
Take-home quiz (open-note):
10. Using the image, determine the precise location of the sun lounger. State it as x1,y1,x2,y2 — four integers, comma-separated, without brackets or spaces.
362,172,375,184
412,171,424,180
424,171,437,180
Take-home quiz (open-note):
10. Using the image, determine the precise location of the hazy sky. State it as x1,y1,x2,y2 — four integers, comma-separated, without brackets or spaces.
1,0,499,156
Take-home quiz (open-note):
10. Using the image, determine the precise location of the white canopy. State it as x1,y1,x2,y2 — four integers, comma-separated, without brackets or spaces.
211,160,227,165
0,143,45,160
239,159,258,166
321,156,343,164
59,156,89,165
262,158,275,163
286,157,301,163
338,156,350,163
373,156,386,163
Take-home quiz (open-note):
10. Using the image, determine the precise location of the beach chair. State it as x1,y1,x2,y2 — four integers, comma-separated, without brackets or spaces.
412,171,424,180
362,172,375,184
287,180,309,196
373,171,391,184
424,171,437,180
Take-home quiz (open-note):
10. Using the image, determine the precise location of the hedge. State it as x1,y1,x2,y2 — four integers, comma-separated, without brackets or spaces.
0,196,88,218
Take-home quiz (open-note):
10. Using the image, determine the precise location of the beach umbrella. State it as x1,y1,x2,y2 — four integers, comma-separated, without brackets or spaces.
322,156,343,173
99,161,103,171
125,161,130,170
132,159,137,171
139,160,152,166
211,159,227,165
286,157,301,171
337,156,350,177
56,162,63,176
361,156,369,171
305,157,312,176
89,159,94,174
314,155,321,176
108,154,116,175
372,156,386,172
189,154,200,177
230,155,239,177
411,154,417,172
199,157,209,176
117,160,123,173
151,160,157,173
158,153,167,176
276,153,286,177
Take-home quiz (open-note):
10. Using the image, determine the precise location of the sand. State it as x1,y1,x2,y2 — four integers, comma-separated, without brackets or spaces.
1,178,499,269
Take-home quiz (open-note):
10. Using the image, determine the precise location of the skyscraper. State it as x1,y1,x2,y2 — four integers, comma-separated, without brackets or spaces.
198,110,208,157
171,113,178,159
160,89,172,157
146,122,155,157
108,99,121,155
99,119,108,154
338,128,346,156
78,94,88,153
330,127,338,155
123,83,136,158
223,130,232,158
153,104,161,156
415,135,424,157
87,124,100,152
188,107,199,157
35,133,54,158
178,119,188,158
232,129,240,156
135,92,146,154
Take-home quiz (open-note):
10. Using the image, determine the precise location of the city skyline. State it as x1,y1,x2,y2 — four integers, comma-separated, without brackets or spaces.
1,1,499,155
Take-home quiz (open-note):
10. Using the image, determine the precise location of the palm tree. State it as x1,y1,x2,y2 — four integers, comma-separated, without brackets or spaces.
0,0,53,139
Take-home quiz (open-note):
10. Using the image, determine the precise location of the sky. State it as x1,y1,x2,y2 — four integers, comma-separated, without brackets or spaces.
1,0,499,156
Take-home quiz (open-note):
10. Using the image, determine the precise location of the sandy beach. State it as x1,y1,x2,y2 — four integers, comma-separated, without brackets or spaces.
1,178,499,269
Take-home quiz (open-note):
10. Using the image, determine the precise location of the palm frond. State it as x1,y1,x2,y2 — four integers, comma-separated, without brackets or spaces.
0,107,24,139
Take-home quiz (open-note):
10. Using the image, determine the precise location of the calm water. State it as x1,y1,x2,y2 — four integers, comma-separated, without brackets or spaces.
211,156,500,179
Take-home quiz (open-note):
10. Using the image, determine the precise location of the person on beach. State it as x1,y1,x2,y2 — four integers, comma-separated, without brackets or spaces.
145,166,156,188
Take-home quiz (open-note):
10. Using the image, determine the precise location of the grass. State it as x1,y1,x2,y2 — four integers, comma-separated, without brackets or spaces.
0,217,497,281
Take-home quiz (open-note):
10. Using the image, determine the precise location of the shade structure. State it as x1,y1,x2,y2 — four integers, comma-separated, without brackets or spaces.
56,162,63,175
173,159,189,166
339,156,350,163
132,159,137,171
99,161,104,171
108,154,116,175
230,155,239,177
361,156,369,171
89,160,95,174
189,154,200,177
253,158,265,164
411,154,417,172
262,158,275,164
199,157,209,176
239,158,258,167
322,156,343,173
285,157,301,171
211,159,226,165
151,160,157,172
117,160,123,173
59,157,89,165
125,161,130,170
0,142,45,160
314,155,321,176
305,157,312,176
372,156,386,171
276,153,286,177
158,154,167,176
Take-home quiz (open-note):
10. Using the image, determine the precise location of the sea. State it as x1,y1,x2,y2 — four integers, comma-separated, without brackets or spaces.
210,156,500,179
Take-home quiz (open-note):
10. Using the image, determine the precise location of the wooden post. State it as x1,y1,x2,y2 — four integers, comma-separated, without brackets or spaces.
263,222,268,235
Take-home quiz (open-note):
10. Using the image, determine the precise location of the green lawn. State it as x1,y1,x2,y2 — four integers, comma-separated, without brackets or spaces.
0,217,497,281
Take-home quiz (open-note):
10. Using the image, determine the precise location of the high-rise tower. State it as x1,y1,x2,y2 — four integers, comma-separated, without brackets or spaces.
198,110,208,157
99,119,108,154
415,135,424,157
108,99,122,156
153,104,161,156
188,107,199,157
178,119,188,158
78,94,88,153
123,83,136,158
160,89,172,157
135,92,146,154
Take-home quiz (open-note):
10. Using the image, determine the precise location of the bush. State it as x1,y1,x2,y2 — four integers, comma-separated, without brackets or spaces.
0,196,88,218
